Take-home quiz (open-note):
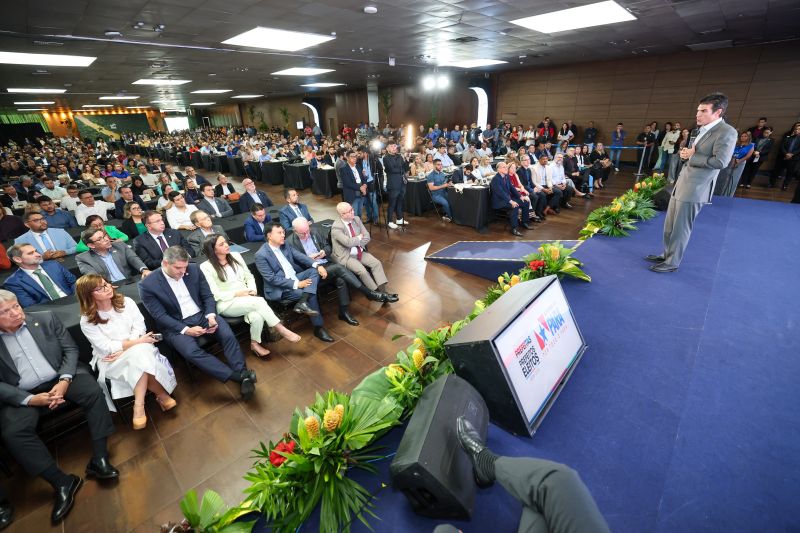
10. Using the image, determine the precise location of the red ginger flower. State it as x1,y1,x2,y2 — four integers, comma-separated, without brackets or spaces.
269,440,297,467
529,260,546,270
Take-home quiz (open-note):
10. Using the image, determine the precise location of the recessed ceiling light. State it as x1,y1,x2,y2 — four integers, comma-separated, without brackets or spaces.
99,95,139,100
13,101,55,105
439,59,507,68
82,104,113,108
126,105,150,109
231,94,264,99
132,79,191,86
511,1,636,33
7,87,66,94
0,51,96,67
271,67,334,76
190,102,215,106
150,99,181,104
17,108,46,112
222,27,335,52
300,82,345,88
190,89,232,94
364,6,378,14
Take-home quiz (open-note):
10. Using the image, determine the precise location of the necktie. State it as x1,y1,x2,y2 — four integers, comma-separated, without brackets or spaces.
34,269,60,300
294,205,302,217
348,222,363,260
157,235,168,251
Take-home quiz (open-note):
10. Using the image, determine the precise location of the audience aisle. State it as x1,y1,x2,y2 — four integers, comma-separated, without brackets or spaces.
0,169,692,532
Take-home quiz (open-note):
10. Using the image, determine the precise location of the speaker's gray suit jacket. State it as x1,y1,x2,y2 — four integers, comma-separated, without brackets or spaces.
673,120,737,203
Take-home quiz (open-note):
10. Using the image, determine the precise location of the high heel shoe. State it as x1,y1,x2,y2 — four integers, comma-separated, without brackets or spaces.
250,341,271,359
275,323,301,343
155,394,177,412
132,403,147,430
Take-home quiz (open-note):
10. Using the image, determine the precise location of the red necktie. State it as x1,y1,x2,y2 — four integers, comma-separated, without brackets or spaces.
348,222,362,260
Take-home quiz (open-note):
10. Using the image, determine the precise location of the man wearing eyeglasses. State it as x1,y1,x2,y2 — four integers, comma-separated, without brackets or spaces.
76,227,150,282
14,212,77,259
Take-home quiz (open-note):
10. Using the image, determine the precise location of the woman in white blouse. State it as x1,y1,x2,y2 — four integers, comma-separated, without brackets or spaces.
477,156,496,180
200,234,301,357
77,274,177,431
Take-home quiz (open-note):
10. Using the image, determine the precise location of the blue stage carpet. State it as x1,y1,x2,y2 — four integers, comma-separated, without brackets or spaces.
289,198,800,532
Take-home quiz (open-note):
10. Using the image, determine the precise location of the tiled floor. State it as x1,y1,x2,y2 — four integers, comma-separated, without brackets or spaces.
2,168,792,532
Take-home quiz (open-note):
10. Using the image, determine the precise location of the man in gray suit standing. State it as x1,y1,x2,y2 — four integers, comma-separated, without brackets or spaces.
646,93,737,273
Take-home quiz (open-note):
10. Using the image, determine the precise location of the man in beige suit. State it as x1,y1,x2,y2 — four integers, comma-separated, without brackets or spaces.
330,202,396,297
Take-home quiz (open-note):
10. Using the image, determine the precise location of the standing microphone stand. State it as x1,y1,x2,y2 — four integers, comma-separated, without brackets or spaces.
634,146,647,181
371,153,391,239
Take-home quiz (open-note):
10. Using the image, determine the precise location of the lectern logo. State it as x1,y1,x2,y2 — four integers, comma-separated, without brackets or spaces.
534,308,566,350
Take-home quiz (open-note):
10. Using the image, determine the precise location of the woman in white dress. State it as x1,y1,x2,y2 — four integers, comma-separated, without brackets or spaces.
200,234,301,358
77,274,177,431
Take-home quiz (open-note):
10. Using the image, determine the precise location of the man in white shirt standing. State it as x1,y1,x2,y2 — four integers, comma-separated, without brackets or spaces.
74,190,115,226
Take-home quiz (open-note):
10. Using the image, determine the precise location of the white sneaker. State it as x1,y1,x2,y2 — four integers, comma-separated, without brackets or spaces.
388,222,398,229
614,167,619,172
442,216,452,222
397,218,409,225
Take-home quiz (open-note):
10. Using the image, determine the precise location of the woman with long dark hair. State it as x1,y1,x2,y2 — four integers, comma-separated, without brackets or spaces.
199,234,300,358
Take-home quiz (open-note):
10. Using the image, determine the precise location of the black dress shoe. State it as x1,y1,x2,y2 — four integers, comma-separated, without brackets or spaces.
645,254,665,263
293,302,319,316
85,456,119,480
650,263,678,273
0,499,14,531
511,228,523,237
365,289,385,302
314,327,334,342
240,376,255,400
244,368,257,383
521,223,532,230
456,417,494,487
338,310,360,326
51,474,82,523
554,208,561,214
382,293,399,303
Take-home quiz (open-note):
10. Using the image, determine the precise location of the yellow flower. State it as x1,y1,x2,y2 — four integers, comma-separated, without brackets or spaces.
537,246,544,254
304,416,320,438
334,404,345,422
412,349,425,369
323,409,340,432
497,275,504,284
503,284,511,292
549,247,560,261
610,203,621,214
510,275,520,286
385,363,405,379
413,337,423,346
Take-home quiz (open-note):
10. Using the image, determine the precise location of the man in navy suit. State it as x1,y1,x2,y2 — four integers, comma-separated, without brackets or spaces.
14,212,78,258
254,223,334,342
243,203,272,242
490,162,531,237
139,246,256,399
238,178,273,214
278,188,313,231
133,211,194,270
3,244,76,307
339,151,365,216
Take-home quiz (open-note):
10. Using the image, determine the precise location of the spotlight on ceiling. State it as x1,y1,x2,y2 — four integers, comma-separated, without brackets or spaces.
422,75,435,91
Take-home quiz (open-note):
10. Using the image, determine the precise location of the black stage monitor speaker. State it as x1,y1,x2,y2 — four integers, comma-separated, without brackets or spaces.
653,188,671,211
390,374,489,520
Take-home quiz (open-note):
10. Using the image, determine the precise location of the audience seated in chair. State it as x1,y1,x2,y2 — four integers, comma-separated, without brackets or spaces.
76,227,150,282
14,211,78,258
133,211,194,271
279,188,313,231
3,243,76,307
197,182,233,219
186,210,229,256
243,203,271,242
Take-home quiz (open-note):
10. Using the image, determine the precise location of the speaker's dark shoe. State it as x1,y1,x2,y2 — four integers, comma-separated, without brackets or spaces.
314,327,334,342
456,417,494,487
51,475,82,523
645,254,665,263
650,263,678,273
382,292,399,303
338,311,359,326
521,223,532,230
0,499,14,531
511,228,523,237
240,377,255,400
293,302,319,316
245,368,257,383
85,456,119,480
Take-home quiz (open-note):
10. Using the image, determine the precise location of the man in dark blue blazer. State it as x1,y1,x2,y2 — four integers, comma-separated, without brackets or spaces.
518,155,547,221
113,185,146,219
339,151,366,215
254,223,334,342
278,188,313,231
490,162,531,237
243,203,272,242
138,246,256,399
238,178,273,214
133,211,194,270
3,243,76,307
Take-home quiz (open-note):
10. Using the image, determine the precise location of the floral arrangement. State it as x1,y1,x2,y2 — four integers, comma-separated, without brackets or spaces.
580,173,665,239
483,241,591,307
